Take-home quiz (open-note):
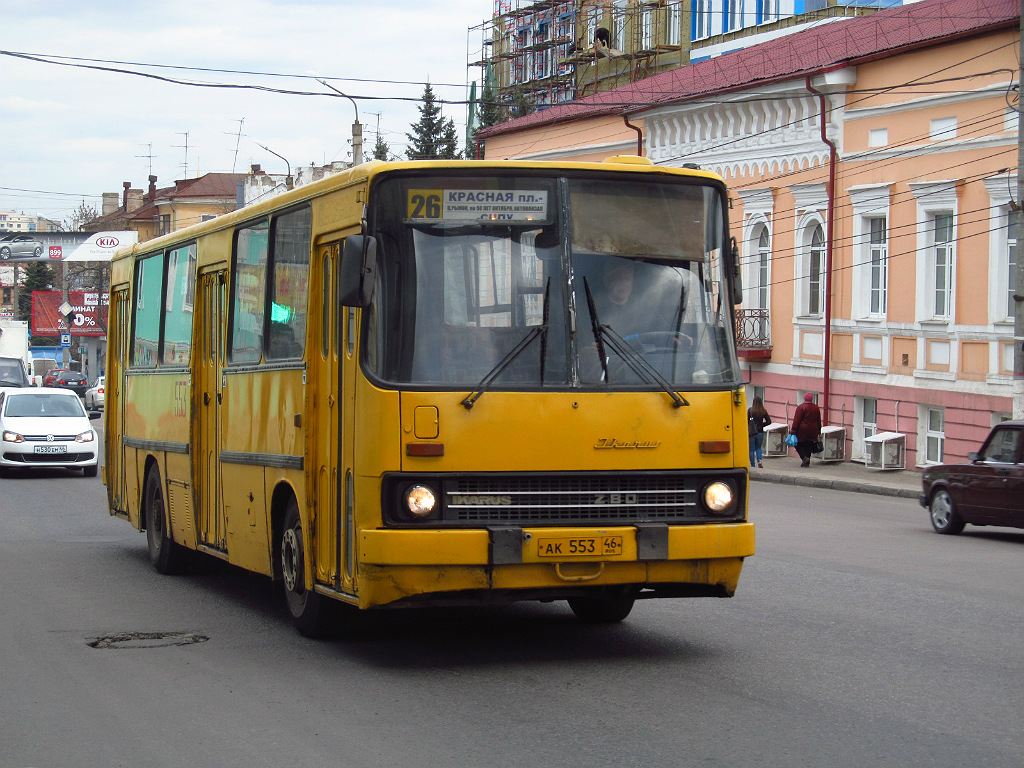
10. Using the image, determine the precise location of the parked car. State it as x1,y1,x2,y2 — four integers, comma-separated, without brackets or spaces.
50,370,89,398
0,234,44,260
0,356,30,388
0,387,100,477
84,376,105,410
920,420,1024,534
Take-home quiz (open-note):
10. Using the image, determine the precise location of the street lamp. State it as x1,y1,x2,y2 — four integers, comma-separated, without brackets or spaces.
318,79,363,166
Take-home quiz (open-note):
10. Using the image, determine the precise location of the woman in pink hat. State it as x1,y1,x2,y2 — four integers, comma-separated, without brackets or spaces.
791,392,822,467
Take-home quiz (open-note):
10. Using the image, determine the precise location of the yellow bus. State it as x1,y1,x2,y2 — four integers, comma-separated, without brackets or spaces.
104,156,754,636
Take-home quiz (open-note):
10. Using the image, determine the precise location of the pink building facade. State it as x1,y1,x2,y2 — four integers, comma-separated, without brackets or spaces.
477,0,1020,467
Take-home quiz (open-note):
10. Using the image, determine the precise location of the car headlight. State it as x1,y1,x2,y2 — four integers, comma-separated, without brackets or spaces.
75,430,95,443
703,481,736,515
405,484,437,518
3,430,23,443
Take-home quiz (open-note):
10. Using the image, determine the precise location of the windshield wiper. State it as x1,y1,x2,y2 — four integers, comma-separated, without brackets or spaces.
461,279,551,410
582,277,688,409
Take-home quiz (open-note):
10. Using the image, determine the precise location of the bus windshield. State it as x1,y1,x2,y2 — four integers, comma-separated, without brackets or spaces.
367,173,739,390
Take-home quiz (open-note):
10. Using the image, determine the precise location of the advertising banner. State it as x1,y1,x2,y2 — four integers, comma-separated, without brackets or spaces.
0,231,137,263
31,291,109,337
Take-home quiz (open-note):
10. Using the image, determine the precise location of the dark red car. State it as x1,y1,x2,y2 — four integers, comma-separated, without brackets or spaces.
42,368,67,387
920,420,1024,534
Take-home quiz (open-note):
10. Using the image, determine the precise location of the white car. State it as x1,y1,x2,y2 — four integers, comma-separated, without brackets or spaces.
84,376,105,410
0,387,100,477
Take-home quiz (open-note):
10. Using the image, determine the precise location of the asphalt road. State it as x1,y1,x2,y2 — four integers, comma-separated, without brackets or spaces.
0,466,1021,768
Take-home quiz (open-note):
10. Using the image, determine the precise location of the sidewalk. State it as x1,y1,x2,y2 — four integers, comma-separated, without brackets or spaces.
749,454,922,499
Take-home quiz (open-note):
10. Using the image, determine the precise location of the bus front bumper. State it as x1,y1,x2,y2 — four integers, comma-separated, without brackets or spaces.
354,522,754,609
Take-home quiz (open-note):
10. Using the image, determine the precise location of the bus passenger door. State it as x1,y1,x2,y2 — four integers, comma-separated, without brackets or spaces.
310,239,359,596
195,270,227,551
311,243,341,588
106,288,130,515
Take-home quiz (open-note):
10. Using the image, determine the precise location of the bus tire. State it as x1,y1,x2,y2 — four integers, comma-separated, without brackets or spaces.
567,592,636,624
281,498,333,637
144,467,188,574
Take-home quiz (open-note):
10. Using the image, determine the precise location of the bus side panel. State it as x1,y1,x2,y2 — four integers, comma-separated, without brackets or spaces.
219,368,305,576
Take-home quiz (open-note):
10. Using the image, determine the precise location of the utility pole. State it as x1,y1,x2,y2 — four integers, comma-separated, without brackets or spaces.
318,80,362,165
1016,0,1024,418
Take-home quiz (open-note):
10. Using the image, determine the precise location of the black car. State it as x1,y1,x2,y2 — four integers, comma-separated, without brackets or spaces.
51,370,89,398
919,420,1024,534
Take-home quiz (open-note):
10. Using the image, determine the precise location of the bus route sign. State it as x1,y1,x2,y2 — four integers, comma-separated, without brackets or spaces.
407,189,549,223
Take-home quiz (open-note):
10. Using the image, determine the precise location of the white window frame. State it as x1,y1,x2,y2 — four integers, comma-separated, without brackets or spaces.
983,174,1019,325
694,0,713,39
854,396,878,462
797,217,826,318
612,0,628,50
909,181,958,324
868,217,888,317
666,1,682,46
639,6,653,50
921,406,945,465
849,185,891,320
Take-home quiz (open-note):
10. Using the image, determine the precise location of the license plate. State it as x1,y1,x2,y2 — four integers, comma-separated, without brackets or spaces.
34,445,67,454
536,535,624,558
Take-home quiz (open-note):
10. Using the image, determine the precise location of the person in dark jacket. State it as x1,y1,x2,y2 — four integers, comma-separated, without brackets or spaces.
747,396,771,468
791,392,822,467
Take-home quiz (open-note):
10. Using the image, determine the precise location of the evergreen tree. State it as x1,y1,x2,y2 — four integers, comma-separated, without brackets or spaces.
372,132,391,161
469,79,503,159
406,83,461,160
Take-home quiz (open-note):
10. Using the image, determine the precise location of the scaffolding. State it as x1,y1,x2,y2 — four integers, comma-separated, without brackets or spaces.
469,1,689,121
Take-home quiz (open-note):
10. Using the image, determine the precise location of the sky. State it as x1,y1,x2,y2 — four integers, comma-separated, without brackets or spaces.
0,0,491,225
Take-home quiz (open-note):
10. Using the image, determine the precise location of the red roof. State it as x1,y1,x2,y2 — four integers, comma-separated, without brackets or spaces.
478,0,1018,138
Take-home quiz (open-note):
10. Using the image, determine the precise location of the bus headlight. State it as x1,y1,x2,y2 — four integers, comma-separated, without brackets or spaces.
703,481,735,515
405,484,437,518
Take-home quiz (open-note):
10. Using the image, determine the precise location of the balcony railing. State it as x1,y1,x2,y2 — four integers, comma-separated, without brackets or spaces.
735,308,772,359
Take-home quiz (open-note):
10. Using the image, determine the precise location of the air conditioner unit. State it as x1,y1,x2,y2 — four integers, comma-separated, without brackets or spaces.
864,432,906,470
762,423,789,457
818,425,846,463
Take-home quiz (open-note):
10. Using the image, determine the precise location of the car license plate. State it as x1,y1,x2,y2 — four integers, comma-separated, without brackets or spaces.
536,535,623,558
34,445,67,454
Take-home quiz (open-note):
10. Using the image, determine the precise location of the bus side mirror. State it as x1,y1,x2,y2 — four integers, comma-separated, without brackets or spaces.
339,235,377,307
729,236,742,305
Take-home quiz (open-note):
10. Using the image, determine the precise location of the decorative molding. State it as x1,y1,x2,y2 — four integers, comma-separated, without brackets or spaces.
645,85,839,179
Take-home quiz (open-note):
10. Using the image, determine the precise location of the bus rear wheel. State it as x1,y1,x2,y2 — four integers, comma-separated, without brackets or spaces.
567,592,636,623
144,468,189,574
281,499,335,638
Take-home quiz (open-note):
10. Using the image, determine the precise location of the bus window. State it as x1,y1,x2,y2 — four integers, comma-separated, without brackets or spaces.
163,243,196,366
267,207,311,360
132,253,164,368
230,221,269,363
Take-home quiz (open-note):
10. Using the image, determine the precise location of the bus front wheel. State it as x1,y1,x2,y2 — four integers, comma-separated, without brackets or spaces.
144,468,188,574
281,499,334,637
567,592,636,623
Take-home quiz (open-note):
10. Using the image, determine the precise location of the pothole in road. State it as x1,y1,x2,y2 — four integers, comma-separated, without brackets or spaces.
87,631,209,649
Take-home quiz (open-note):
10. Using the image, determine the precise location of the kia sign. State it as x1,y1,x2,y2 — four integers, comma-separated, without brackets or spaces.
32,291,109,336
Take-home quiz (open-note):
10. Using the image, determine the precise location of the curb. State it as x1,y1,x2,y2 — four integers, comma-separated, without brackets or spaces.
750,472,921,499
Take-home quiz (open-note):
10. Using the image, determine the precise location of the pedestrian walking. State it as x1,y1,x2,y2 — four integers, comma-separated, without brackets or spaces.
747,396,771,468
791,392,822,468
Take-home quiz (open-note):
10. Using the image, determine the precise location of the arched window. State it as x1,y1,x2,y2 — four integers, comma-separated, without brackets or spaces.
808,223,824,317
753,224,770,310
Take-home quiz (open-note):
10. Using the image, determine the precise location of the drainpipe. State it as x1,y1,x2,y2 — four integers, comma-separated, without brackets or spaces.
806,75,837,427
623,114,643,156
